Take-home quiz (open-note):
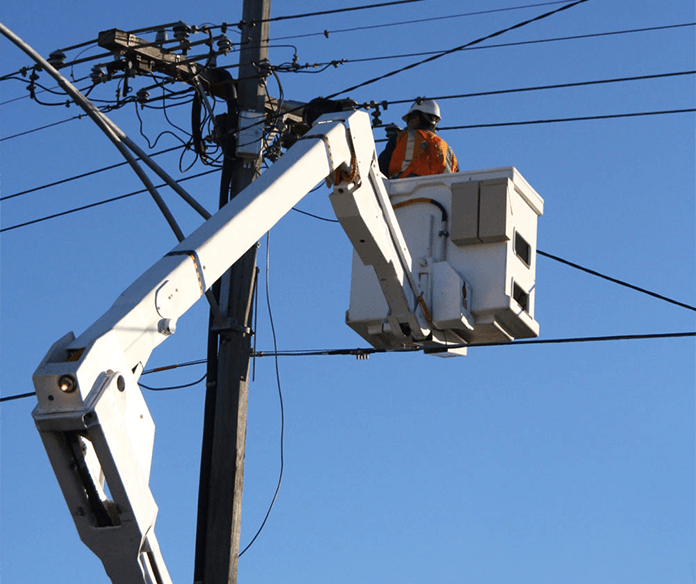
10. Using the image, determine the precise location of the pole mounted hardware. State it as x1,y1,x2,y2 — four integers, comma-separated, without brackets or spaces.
97,29,204,81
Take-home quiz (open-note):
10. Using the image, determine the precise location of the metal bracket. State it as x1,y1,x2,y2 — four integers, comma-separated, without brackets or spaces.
210,316,253,336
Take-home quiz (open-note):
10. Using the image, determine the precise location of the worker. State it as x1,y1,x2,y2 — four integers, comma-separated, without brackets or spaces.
378,99,458,179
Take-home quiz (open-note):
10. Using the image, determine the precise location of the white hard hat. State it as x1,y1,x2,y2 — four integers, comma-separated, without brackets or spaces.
403,99,441,124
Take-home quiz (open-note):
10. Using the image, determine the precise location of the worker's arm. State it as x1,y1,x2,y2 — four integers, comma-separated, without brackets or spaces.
378,134,396,176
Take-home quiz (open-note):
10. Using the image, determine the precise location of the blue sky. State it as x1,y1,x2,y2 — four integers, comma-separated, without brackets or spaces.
1,1,694,583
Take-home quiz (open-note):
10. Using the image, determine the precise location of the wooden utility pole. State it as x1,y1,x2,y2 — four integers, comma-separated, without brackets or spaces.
194,1,270,583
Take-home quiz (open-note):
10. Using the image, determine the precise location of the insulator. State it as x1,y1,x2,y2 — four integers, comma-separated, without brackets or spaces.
173,21,191,41
47,50,66,68
136,88,150,104
90,65,106,84
155,29,168,44
371,108,382,127
217,35,232,54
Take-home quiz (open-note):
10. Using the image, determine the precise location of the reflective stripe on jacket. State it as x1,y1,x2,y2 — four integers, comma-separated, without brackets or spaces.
387,129,458,179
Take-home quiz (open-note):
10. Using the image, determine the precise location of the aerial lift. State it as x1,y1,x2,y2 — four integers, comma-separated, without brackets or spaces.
32,109,543,583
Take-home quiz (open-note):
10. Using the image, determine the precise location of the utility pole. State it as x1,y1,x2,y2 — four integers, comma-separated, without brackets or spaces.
194,0,270,583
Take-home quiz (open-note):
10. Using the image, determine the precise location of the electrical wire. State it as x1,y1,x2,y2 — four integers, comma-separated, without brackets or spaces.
2,98,691,237
2,2,420,86
312,22,695,69
438,108,696,130
139,373,207,391
0,74,92,105
0,169,218,233
251,331,696,357
0,114,86,142
326,0,591,99
143,359,207,374
291,206,339,223
385,70,696,107
0,22,230,81
239,231,285,558
4,25,690,144
255,0,424,24
135,102,190,150
281,208,695,313
50,21,180,54
1,41,218,115
1,145,184,202
4,330,693,404
1,5,691,396
272,1,578,41
4,21,691,119
12,11,686,105
2,102,691,233
0,392,35,403
538,250,696,312
6,65,692,203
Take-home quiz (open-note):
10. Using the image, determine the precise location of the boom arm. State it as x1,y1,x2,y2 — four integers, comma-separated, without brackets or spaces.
32,110,429,583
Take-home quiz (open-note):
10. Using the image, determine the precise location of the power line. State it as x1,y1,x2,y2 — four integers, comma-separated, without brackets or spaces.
6,162,692,346
259,0,424,23
252,331,696,357
6,67,692,204
1,74,103,107
327,0,591,98
291,206,339,222
2,8,691,332
272,1,577,40
4,20,690,150
8,66,691,150
0,392,35,403
1,145,184,202
5,17,690,119
439,108,696,130
144,359,207,374
3,331,693,404
400,70,696,106
0,24,231,83
0,169,218,233
538,250,696,312
6,21,691,98
327,22,696,68
139,373,208,391
2,103,691,233
239,231,284,558
54,21,184,54
1,3,423,83
0,114,85,141
288,214,695,314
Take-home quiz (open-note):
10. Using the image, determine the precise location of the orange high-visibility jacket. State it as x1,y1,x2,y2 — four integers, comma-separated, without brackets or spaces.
387,129,458,179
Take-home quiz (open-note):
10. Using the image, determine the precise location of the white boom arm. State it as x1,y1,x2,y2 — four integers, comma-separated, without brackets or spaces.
32,110,430,583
